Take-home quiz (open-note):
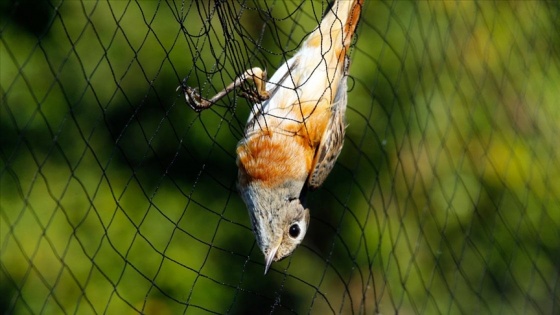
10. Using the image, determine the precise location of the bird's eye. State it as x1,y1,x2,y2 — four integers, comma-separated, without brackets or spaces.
288,223,300,238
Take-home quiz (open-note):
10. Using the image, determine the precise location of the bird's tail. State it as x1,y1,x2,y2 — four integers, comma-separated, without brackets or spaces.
306,0,363,53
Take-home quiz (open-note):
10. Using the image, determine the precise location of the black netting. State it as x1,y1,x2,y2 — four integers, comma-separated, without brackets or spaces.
1,0,559,314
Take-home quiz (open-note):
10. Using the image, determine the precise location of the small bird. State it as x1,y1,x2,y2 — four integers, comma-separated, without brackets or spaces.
179,0,362,274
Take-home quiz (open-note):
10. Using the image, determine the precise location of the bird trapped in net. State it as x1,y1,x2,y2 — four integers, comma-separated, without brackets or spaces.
178,0,363,274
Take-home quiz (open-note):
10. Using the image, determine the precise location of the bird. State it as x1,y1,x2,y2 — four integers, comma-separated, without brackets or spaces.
178,0,363,274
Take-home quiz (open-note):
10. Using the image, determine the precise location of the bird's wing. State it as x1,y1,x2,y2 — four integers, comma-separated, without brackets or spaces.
307,74,347,190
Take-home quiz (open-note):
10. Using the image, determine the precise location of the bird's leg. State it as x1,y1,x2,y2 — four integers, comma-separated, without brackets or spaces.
178,67,270,112
238,68,270,104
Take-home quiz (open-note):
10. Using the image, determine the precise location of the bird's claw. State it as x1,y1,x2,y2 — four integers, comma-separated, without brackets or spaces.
177,84,212,112
238,88,270,104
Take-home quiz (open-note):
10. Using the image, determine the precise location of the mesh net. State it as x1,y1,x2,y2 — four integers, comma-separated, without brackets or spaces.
1,0,559,314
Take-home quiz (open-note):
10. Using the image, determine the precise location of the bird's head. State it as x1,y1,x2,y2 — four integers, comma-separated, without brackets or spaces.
238,180,310,274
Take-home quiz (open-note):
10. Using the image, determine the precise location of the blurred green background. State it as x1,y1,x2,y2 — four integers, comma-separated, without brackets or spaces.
1,0,559,314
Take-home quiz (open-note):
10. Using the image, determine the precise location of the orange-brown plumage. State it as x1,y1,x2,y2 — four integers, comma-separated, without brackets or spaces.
237,130,313,188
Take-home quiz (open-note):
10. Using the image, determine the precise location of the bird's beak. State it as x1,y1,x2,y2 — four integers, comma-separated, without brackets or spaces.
264,243,280,275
